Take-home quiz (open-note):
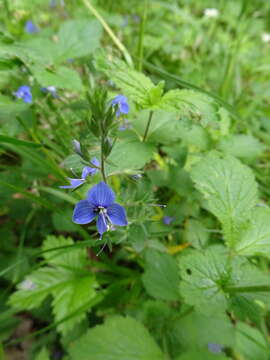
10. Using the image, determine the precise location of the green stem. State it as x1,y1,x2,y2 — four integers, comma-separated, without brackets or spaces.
225,285,270,293
136,0,148,71
142,111,154,142
82,0,133,67
3,0,10,18
100,142,107,183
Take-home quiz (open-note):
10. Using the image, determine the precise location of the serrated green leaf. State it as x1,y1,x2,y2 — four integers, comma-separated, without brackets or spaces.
9,236,98,335
69,316,164,360
142,249,180,301
218,135,265,161
159,89,217,127
32,66,83,92
235,207,270,258
170,311,235,353
179,247,270,314
42,235,87,268
107,139,154,174
191,152,258,247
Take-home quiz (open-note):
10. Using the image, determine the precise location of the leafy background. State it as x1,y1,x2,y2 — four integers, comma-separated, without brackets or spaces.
1,0,270,359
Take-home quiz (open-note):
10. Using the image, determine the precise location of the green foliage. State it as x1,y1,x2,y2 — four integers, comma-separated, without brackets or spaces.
142,249,180,301
191,152,258,247
69,316,164,360
9,236,98,335
179,247,270,314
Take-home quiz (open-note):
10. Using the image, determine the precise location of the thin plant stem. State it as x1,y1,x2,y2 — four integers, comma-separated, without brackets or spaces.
100,142,107,183
82,0,133,67
136,0,148,71
142,111,154,142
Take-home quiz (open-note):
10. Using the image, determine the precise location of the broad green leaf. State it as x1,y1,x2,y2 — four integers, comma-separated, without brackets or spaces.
42,235,87,268
184,219,209,249
176,351,230,360
142,249,180,301
9,236,98,335
170,311,234,354
191,152,258,247
107,139,154,174
32,66,83,92
235,322,268,360
159,89,218,127
179,247,270,314
218,135,265,161
235,207,270,258
97,59,156,108
56,20,102,62
179,248,231,314
69,316,164,360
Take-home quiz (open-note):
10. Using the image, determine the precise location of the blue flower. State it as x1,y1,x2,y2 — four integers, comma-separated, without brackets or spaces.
14,85,32,103
41,86,58,98
163,216,175,225
111,94,129,117
73,181,128,238
60,158,100,189
25,21,39,34
208,343,222,354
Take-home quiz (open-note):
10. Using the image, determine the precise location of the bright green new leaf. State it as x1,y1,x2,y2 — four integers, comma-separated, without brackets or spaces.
69,316,164,360
236,207,270,258
142,249,180,301
191,152,258,247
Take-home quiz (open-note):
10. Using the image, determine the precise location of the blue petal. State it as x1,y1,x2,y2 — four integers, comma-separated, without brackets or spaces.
91,157,100,167
97,214,108,237
72,200,96,224
59,178,84,189
107,203,128,226
119,102,129,114
81,166,97,179
87,182,115,207
111,94,126,105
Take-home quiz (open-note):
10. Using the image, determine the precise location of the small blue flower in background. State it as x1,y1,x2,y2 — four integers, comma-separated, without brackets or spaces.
73,181,128,238
60,158,100,189
72,139,83,156
25,20,39,34
41,86,58,98
119,119,132,131
111,94,129,117
14,85,32,103
208,343,223,354
163,216,175,225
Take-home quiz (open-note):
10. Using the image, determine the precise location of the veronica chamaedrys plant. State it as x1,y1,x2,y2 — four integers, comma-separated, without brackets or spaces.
14,85,32,103
60,157,99,189
73,181,128,238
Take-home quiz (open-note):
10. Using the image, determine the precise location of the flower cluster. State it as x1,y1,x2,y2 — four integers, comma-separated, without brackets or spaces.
60,93,130,240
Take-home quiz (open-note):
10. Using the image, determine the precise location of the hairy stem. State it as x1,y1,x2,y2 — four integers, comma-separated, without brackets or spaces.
142,111,154,142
